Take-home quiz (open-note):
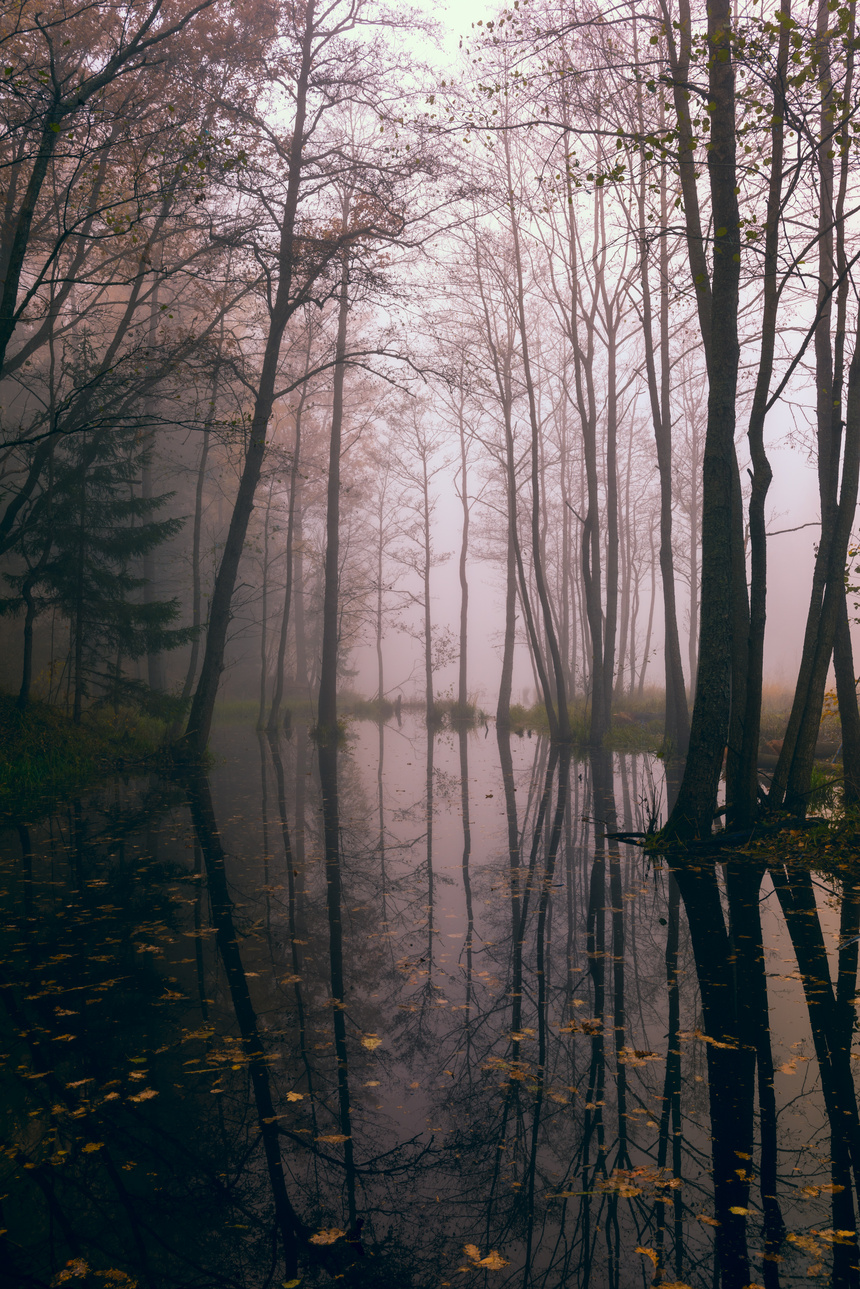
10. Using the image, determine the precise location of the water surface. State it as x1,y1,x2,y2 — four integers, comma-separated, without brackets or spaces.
1,716,858,1288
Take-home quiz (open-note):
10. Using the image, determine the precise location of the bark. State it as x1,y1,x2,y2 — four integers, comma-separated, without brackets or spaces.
636,120,689,752
732,0,789,827
317,195,351,742
181,3,316,757
666,0,740,838
457,393,470,714
506,134,570,740
268,370,309,734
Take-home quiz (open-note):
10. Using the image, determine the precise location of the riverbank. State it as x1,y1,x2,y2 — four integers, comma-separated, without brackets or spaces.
0,695,168,817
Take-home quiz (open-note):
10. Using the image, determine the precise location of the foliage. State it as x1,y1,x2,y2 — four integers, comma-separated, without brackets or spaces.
0,692,167,817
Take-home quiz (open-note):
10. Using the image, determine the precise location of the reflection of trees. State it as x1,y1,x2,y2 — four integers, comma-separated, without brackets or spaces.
9,726,860,1287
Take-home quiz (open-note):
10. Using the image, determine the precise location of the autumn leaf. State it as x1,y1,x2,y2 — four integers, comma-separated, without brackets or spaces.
309,1229,344,1246
463,1245,508,1270
127,1088,158,1103
729,1206,751,1215
316,1134,349,1144
286,1091,303,1101
361,1035,382,1050
82,1142,104,1153
636,1247,658,1269
698,1214,720,1226
477,1251,509,1269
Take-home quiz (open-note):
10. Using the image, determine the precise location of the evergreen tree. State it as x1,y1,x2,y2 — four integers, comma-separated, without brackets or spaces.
2,428,193,717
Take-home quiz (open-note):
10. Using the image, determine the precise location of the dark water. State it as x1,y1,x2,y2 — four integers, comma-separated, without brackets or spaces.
1,716,859,1289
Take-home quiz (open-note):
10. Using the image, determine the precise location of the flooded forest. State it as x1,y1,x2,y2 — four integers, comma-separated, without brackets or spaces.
5,0,860,1287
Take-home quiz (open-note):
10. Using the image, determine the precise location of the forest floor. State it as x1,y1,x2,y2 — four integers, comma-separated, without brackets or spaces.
0,695,168,818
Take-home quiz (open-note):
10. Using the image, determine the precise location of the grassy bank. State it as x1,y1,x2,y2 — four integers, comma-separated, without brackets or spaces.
505,695,664,752
0,694,168,817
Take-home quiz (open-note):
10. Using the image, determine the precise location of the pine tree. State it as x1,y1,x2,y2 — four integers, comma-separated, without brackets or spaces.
3,428,193,717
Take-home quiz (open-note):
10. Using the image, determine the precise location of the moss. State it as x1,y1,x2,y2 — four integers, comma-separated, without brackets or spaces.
0,693,167,818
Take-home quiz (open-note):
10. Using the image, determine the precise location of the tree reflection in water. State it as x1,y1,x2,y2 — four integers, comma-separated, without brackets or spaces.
1,717,860,1287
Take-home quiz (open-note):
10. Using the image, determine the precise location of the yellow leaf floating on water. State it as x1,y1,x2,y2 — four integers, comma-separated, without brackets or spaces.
477,1252,509,1270
309,1229,344,1246
286,1091,303,1101
82,1142,103,1153
698,1214,721,1227
463,1245,508,1270
361,1035,382,1050
729,1206,750,1215
316,1134,349,1144
636,1248,658,1270
283,1281,302,1288
127,1088,158,1103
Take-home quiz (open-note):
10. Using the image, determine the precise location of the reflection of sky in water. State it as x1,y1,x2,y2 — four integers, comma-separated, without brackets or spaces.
0,715,858,1287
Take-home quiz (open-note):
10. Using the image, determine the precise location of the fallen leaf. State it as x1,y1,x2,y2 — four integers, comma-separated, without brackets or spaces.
316,1134,349,1144
286,1092,303,1102
478,1252,509,1270
698,1214,720,1227
309,1229,344,1246
82,1142,103,1153
127,1089,158,1103
729,1206,750,1215
636,1247,658,1269
361,1035,382,1050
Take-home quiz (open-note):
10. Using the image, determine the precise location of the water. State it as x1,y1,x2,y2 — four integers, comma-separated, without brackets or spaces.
1,715,858,1288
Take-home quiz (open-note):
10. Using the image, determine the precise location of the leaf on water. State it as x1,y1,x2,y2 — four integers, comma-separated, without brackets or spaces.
127,1089,158,1102
279,974,302,985
361,1035,382,1050
309,1229,344,1245
636,1247,658,1269
364,1081,380,1087
617,1047,661,1066
283,1280,302,1288
698,1215,720,1226
728,1206,750,1215
316,1134,349,1144
813,1229,857,1244
477,1252,509,1269
464,1245,482,1262
82,1142,103,1153
286,1091,303,1101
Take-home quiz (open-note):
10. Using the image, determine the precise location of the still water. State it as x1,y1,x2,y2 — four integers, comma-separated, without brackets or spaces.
1,716,859,1288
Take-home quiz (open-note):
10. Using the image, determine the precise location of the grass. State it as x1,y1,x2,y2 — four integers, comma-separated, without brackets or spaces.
504,696,663,752
0,693,168,818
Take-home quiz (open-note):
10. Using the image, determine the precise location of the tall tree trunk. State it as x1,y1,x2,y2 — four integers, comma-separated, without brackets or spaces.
666,0,740,837
732,0,789,827
506,134,570,740
634,72,689,751
317,194,351,743
182,2,316,757
268,370,309,734
457,393,470,715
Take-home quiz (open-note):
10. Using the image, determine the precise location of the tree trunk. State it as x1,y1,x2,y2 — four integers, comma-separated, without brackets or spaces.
181,2,316,757
666,0,740,838
317,197,351,743
268,373,308,734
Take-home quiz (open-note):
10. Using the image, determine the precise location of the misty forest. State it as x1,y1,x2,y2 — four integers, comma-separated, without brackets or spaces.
10,0,860,1286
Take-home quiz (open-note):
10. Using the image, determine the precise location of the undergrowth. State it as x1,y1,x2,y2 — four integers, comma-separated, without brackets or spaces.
0,694,167,818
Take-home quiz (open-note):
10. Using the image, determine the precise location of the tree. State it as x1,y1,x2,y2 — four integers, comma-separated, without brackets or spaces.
3,426,191,717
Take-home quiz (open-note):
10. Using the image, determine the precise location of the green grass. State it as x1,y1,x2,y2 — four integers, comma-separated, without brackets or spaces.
0,693,168,818
503,699,662,751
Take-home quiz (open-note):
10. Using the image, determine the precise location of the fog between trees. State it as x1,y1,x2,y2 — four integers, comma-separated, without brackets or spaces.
1,0,858,836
